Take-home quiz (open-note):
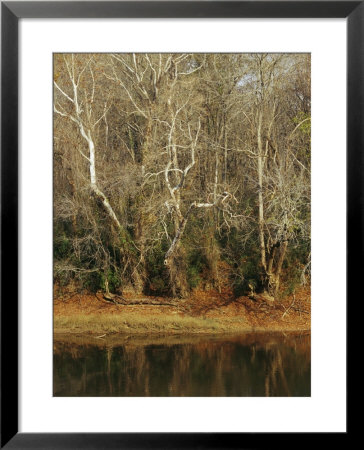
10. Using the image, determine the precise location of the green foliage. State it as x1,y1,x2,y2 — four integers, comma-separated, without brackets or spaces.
281,242,310,297
103,269,122,293
281,265,301,297
54,233,72,260
293,112,311,135
218,228,263,296
233,255,263,297
187,250,208,289
81,271,104,293
145,245,169,295
119,228,134,250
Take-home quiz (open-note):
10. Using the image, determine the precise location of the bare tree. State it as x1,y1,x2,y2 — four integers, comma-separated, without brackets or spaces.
53,53,310,300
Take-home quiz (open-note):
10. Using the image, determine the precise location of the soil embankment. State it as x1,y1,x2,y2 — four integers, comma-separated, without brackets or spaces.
54,286,310,335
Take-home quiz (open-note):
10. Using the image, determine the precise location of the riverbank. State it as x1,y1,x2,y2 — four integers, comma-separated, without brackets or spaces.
54,286,310,335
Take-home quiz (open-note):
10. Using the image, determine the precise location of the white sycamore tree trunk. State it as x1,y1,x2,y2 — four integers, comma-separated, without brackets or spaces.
54,56,121,232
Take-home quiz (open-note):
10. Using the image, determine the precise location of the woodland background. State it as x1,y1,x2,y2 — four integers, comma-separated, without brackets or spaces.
53,53,311,300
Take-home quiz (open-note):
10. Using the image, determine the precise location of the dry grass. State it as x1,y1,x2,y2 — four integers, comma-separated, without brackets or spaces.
53,286,310,335
53,312,241,335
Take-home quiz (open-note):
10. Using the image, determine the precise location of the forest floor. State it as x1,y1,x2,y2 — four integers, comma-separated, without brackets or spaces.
54,285,310,335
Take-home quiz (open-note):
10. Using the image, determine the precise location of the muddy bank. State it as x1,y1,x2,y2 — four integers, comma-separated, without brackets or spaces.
54,287,310,335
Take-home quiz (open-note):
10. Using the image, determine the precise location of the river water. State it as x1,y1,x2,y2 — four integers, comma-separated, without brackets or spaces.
54,332,310,397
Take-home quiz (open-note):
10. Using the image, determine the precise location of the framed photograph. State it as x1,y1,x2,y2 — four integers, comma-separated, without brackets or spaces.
1,1,355,448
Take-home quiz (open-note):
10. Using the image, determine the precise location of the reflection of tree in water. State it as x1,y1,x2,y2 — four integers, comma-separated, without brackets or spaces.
264,346,290,396
106,346,112,395
169,345,191,396
122,346,149,396
54,334,310,397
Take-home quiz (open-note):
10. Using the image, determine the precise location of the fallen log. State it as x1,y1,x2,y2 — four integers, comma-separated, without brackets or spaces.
95,292,180,308
116,299,180,308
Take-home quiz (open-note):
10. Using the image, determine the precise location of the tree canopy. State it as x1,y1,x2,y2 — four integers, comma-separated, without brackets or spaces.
54,53,311,300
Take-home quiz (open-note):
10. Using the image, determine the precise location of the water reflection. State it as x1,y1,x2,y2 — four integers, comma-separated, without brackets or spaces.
54,332,310,397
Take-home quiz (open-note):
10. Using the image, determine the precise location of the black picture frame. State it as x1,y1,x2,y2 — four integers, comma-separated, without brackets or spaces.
1,1,356,448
